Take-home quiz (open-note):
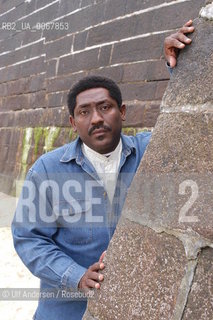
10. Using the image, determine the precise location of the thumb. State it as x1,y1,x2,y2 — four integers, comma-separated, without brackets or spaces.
169,56,177,68
99,250,106,263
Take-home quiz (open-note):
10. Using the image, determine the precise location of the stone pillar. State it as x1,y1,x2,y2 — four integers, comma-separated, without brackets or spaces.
83,2,213,319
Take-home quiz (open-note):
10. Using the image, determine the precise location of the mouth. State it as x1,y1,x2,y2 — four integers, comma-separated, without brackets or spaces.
92,128,108,135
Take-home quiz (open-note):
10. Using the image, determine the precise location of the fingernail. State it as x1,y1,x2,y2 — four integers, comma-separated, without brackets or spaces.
95,283,100,289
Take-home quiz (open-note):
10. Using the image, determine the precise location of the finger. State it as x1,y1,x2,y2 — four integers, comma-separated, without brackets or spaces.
165,37,185,50
99,250,106,263
87,271,104,282
89,262,105,271
85,278,100,289
184,19,193,27
176,33,192,44
169,56,177,68
179,26,194,34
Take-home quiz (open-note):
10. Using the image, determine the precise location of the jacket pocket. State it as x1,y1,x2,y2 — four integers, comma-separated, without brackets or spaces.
53,199,93,244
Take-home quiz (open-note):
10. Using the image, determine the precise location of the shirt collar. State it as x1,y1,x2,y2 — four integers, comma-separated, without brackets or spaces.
60,133,136,163
82,138,122,162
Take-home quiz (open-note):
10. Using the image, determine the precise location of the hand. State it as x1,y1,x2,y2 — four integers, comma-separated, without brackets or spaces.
78,251,106,290
164,20,195,68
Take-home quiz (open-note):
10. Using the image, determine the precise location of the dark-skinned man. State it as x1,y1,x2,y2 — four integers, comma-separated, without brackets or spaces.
12,21,194,320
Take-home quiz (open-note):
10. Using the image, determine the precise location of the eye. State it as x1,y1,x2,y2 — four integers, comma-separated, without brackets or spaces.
100,104,111,111
79,109,89,116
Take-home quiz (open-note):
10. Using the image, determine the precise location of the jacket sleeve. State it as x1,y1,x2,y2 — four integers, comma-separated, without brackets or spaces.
11,168,87,290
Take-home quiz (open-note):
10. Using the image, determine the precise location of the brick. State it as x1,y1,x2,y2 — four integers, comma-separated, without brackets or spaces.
1,95,29,112
88,65,124,83
0,27,16,43
21,29,43,46
0,41,44,68
43,2,105,41
0,56,45,83
111,32,168,64
124,101,160,128
47,92,67,108
0,3,26,28
57,0,80,16
0,32,22,54
41,17,71,42
46,72,87,93
0,107,70,128
0,91,46,112
46,59,57,78
58,48,99,75
86,18,136,48
29,91,46,109
45,35,72,60
143,102,161,128
97,45,112,67
80,0,94,7
0,28,42,55
35,0,57,9
125,0,206,18
0,0,24,15
125,0,180,14
122,60,169,82
120,80,168,101
0,74,45,96
73,31,89,51
104,0,127,20
24,0,37,14
19,2,59,29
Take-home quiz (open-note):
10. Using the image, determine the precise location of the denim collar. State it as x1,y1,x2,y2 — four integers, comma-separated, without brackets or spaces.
60,133,136,163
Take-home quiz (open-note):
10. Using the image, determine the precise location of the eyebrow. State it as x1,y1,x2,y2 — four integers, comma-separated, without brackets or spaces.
77,99,112,109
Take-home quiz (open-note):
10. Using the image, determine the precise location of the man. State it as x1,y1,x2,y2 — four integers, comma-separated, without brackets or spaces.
12,21,194,320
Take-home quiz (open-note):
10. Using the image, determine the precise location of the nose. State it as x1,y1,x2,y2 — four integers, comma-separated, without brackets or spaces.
90,108,104,125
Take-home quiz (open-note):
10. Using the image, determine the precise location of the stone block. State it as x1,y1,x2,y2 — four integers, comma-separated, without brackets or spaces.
122,60,169,82
104,0,127,20
0,57,45,83
111,32,166,64
182,248,213,320
45,35,72,60
124,101,160,128
88,65,123,83
46,72,87,93
58,48,99,75
73,31,89,51
57,0,80,16
120,81,168,102
83,218,187,320
97,45,112,67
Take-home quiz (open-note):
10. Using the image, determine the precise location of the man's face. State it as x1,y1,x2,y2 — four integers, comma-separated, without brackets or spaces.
69,88,126,154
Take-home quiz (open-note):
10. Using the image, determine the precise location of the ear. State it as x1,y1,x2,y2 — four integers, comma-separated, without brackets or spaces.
69,115,77,132
120,104,126,121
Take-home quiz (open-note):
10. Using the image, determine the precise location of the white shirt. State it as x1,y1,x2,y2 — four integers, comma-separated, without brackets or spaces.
81,139,122,203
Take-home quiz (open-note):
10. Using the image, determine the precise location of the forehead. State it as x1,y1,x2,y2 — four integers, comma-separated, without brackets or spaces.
76,87,114,107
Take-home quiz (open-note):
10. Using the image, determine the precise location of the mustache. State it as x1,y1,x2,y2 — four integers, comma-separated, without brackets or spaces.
88,124,112,136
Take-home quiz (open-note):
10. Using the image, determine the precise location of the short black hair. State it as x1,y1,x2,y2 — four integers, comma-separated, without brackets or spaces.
67,75,122,116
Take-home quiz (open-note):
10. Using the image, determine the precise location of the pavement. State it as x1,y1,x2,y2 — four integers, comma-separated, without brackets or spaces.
0,192,39,320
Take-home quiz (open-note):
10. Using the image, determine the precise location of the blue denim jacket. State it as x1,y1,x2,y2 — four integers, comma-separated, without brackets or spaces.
12,132,151,320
